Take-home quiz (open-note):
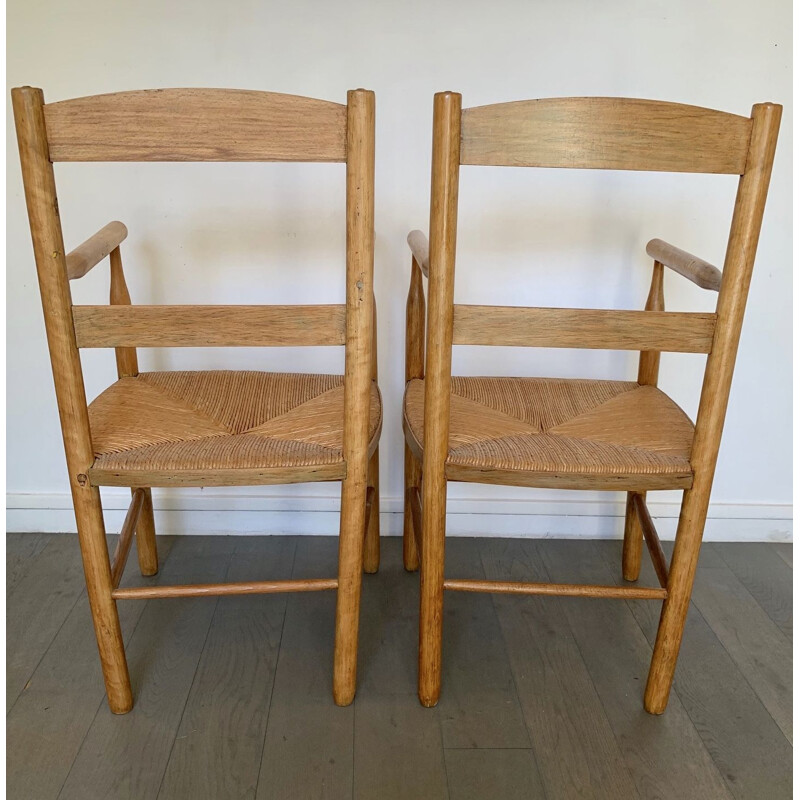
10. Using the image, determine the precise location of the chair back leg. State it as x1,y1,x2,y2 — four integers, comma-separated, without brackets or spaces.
622,491,645,581
645,486,706,713
363,448,381,573
76,486,133,713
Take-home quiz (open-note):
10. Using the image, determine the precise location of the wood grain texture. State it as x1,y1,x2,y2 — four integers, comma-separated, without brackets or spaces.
257,538,353,800
444,578,666,599
645,102,782,714
58,537,235,800
445,749,546,800
13,85,133,713
109,487,145,588
112,577,337,599
540,540,733,800
713,543,792,640
65,221,128,279
158,538,295,800
480,538,639,799
109,245,140,379
438,539,531,750
44,88,347,162
6,535,175,800
633,492,670,589
647,238,722,291
73,304,346,348
333,88,376,706
418,91,462,708
452,305,716,352
600,542,792,799
461,97,752,173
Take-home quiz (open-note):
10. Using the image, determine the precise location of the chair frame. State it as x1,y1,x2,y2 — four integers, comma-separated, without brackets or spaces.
12,86,379,712
403,93,780,712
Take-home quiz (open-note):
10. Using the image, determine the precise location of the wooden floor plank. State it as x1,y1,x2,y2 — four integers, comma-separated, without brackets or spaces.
480,538,638,800
772,543,792,568
6,532,50,595
712,543,792,641
357,538,419,696
445,748,546,800
158,537,296,800
58,536,236,800
256,537,353,800
7,534,89,712
6,536,177,800
598,541,793,799
690,558,792,743
538,539,732,799
439,538,530,749
354,693,449,800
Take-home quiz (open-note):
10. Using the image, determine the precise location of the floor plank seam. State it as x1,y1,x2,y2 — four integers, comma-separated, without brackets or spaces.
253,539,299,800
155,547,234,799
689,591,792,747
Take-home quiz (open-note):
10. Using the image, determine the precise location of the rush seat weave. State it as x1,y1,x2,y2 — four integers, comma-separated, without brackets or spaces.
403,377,694,487
88,371,382,484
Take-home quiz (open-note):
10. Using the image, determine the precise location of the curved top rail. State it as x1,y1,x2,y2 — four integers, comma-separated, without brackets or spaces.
460,97,753,174
43,88,347,162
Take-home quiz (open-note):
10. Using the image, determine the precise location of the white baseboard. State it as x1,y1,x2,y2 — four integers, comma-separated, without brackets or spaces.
5,491,792,542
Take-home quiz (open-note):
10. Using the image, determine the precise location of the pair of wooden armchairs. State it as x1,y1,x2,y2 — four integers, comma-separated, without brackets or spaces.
13,86,780,717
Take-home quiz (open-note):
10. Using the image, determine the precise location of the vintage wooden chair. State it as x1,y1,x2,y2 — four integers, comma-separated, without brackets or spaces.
403,93,780,712
12,86,380,713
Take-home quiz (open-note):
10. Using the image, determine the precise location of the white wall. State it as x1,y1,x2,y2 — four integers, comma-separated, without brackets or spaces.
7,0,792,540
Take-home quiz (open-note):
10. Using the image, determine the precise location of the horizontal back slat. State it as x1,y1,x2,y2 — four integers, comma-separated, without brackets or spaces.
73,305,346,347
452,305,716,353
44,89,347,162
461,98,752,173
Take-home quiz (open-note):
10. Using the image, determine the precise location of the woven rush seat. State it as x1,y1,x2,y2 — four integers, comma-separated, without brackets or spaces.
88,371,382,486
403,377,695,489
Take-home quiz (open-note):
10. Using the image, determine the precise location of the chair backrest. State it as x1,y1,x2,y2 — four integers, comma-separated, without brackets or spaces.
12,86,375,484
423,92,780,484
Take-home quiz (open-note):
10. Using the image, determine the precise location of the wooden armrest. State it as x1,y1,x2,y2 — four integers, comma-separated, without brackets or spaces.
646,239,722,292
66,221,128,280
407,230,429,278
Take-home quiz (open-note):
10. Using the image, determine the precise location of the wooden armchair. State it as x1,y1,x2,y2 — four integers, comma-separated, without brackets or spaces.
403,94,780,712
12,86,380,712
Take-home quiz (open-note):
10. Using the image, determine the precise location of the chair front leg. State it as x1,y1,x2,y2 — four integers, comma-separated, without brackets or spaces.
75,485,133,713
135,487,158,576
333,469,368,706
363,447,380,573
418,469,446,707
622,491,644,581
403,444,421,571
644,487,706,713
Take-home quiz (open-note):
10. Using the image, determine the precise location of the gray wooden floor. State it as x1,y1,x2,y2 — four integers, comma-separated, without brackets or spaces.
7,533,792,799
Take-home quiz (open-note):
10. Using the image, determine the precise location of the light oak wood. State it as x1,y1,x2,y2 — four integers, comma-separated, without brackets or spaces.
73,304,346,348
461,97,752,173
406,93,781,715
14,85,379,714
407,229,430,277
633,493,670,589
452,305,716,352
645,102,782,714
408,486,423,557
625,262,665,580
135,488,158,577
646,239,722,291
362,295,381,574
109,488,145,589
419,91,462,708
333,88,375,707
112,578,337,599
443,578,667,600
403,254,426,571
66,221,128,280
44,88,347,162
12,85,132,714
